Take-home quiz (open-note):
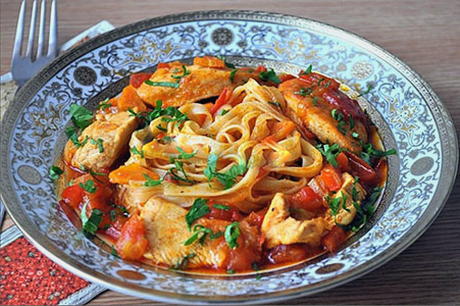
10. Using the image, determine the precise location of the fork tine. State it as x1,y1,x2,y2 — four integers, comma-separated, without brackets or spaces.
12,0,26,60
26,0,38,58
36,0,47,58
47,0,58,57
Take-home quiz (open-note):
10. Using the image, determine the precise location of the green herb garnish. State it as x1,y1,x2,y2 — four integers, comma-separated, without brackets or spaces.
183,224,223,246
79,180,96,193
130,146,144,158
213,204,231,211
80,202,103,237
185,198,210,230
49,166,63,181
268,101,281,107
294,87,313,96
143,174,163,187
227,269,235,274
224,222,240,249
316,143,344,168
204,154,247,189
97,99,111,110
220,109,230,116
170,253,196,271
217,56,236,69
259,68,281,84
300,64,313,75
144,80,180,88
90,138,104,153
65,126,89,147
360,143,397,165
156,124,167,132
229,69,238,82
357,84,373,97
69,104,93,129
171,65,190,80
312,96,319,106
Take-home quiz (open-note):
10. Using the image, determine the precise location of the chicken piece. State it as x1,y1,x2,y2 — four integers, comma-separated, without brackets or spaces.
324,172,367,226
136,61,258,107
279,78,367,153
261,193,330,248
71,111,138,172
140,197,260,269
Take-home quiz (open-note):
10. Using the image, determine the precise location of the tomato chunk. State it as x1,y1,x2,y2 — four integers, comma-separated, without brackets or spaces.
267,244,309,264
336,152,350,172
290,186,324,212
206,204,243,222
61,184,85,209
129,72,152,88
317,164,342,192
245,208,268,228
210,87,232,115
322,226,348,252
116,215,149,260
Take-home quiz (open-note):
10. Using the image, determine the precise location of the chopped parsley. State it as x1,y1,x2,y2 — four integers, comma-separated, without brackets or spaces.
156,124,167,132
259,68,281,84
213,204,231,211
204,154,247,189
49,165,63,181
229,69,238,82
342,187,383,232
357,84,374,97
294,87,313,96
175,147,196,160
217,55,236,69
90,138,104,153
312,96,319,106
80,202,103,237
128,100,188,125
220,109,230,116
79,180,96,193
183,224,223,246
326,196,342,217
69,104,93,129
360,143,397,165
170,253,196,271
97,99,111,110
111,246,120,258
224,222,240,249
316,143,344,168
185,198,210,230
268,101,281,108
300,64,313,75
227,269,235,274
331,109,344,121
130,146,144,158
65,126,89,147
171,65,190,80
143,174,163,187
144,80,180,88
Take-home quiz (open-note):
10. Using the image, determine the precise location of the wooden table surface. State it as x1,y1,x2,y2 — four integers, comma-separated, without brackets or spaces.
1,0,459,304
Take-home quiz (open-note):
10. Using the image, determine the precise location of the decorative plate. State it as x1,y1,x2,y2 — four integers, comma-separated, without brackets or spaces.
1,10,457,304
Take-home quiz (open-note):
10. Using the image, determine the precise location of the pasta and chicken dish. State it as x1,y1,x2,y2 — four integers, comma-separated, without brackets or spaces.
52,56,395,274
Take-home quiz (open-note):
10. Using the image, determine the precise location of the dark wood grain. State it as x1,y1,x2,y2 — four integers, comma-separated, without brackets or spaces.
1,0,459,304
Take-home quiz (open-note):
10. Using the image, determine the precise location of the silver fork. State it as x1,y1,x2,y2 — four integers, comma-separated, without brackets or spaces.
11,0,58,87
1,0,58,227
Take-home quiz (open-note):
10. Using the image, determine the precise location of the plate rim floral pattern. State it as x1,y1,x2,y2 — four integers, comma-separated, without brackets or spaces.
1,10,458,304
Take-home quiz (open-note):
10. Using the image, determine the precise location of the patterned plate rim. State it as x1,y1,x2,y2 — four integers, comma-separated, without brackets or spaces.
1,10,458,304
